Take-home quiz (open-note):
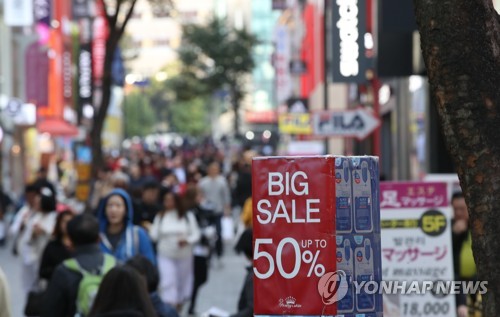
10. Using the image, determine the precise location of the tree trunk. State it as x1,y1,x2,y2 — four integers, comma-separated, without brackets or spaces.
90,36,118,178
413,0,500,315
231,84,242,138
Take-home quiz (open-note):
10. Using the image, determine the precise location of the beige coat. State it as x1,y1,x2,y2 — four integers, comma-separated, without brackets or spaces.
0,267,11,317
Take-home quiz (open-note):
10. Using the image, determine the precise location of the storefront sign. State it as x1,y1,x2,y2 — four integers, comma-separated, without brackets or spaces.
312,108,380,140
381,182,456,317
278,113,312,135
331,0,370,83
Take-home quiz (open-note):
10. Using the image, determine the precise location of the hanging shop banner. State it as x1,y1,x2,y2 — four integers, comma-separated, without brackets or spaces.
75,145,92,202
4,0,34,26
381,182,457,317
34,0,51,44
331,0,370,83
253,156,382,316
25,42,49,107
78,43,93,110
274,25,292,104
278,113,312,135
73,0,92,18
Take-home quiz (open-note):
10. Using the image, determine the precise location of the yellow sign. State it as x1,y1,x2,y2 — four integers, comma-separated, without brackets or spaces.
76,183,91,202
76,163,91,182
278,113,312,135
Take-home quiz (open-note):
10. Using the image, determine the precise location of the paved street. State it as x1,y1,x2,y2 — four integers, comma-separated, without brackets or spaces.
0,238,247,317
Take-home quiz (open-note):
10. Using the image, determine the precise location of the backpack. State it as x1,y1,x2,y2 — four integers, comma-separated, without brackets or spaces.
63,254,116,316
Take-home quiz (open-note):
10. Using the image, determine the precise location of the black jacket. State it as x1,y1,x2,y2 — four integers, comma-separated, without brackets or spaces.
39,239,72,281
90,310,144,317
230,267,253,317
41,244,106,317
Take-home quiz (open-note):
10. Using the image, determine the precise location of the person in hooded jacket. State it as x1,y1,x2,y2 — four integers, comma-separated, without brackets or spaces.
97,188,156,264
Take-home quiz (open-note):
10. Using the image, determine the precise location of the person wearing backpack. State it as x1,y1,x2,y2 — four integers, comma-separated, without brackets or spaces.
41,213,116,317
97,188,156,264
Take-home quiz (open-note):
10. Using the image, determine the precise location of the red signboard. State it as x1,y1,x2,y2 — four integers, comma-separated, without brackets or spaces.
252,156,337,315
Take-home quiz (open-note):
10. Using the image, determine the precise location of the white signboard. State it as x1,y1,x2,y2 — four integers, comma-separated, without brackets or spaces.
4,0,34,26
274,25,292,104
312,108,380,140
381,182,456,317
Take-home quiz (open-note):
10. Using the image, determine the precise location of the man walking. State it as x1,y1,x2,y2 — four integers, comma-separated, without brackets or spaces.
41,213,115,317
198,162,231,264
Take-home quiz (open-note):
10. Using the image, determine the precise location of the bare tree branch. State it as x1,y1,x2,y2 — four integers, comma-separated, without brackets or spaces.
117,0,138,38
109,0,124,30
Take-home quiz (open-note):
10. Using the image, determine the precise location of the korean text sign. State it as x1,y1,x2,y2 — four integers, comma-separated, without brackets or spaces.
381,182,456,317
252,156,337,315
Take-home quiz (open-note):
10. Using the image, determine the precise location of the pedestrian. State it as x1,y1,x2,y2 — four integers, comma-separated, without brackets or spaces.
41,213,116,317
133,180,162,231
33,167,56,198
197,161,231,264
240,197,252,229
9,184,39,256
0,187,13,246
39,209,74,281
185,186,217,315
230,228,253,317
150,191,200,311
0,267,11,317
451,192,477,317
126,255,179,317
16,185,57,296
88,265,157,317
97,188,156,264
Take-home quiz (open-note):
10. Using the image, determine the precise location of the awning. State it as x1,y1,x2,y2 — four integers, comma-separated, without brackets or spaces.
37,119,79,137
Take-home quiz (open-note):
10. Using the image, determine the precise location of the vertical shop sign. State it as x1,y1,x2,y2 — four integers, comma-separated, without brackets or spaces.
331,0,370,83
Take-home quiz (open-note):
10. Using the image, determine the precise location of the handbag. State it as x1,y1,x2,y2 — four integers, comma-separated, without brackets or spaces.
24,278,47,316
24,289,46,316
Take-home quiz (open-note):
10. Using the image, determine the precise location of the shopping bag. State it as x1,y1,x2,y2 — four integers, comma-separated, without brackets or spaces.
221,216,234,241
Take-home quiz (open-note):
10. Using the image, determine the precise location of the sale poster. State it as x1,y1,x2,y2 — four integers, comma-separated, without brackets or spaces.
380,182,456,317
252,156,383,317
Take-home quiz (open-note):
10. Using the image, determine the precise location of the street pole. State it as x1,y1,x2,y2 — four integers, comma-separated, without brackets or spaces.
371,77,381,159
323,0,330,154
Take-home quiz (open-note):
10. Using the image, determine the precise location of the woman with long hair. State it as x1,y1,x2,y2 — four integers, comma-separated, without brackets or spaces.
88,265,157,317
150,190,200,311
39,210,74,281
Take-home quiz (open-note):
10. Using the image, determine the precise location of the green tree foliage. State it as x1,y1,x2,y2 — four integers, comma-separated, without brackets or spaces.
123,90,156,138
169,98,210,137
177,17,259,136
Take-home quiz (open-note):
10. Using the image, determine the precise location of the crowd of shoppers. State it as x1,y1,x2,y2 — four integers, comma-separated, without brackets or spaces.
1,142,256,317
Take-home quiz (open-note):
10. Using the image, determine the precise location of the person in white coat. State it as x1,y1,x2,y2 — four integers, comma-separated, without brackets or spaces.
13,185,57,296
150,190,200,311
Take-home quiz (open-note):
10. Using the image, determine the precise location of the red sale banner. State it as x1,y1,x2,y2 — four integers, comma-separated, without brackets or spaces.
252,156,337,315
